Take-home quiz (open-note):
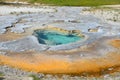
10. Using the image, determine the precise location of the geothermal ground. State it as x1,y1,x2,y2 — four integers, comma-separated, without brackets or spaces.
0,4,120,80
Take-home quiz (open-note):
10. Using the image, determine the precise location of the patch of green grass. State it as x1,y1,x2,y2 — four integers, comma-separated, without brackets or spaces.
29,74,41,80
0,72,4,77
28,0,120,6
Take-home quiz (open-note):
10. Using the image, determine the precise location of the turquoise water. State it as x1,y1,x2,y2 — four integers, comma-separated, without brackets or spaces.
33,30,82,45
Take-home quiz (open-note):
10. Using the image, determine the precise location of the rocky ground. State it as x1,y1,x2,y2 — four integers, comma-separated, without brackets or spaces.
0,3,120,80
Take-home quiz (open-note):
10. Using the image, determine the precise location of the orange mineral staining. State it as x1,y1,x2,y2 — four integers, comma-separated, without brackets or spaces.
109,39,120,48
0,39,120,76
0,32,26,42
0,52,120,76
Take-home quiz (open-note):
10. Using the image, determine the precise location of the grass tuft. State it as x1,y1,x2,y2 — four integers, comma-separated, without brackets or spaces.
29,74,40,80
0,72,4,77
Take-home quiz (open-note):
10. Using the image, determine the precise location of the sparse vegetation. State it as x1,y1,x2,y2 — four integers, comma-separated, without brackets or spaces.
0,72,4,77
28,0,120,6
0,0,3,2
0,0,120,6
29,74,40,80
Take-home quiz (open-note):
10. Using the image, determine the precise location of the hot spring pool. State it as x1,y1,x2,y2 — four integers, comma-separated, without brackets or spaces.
33,30,83,45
